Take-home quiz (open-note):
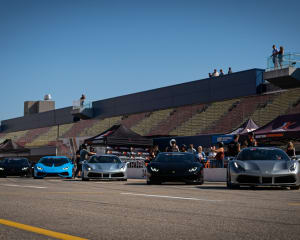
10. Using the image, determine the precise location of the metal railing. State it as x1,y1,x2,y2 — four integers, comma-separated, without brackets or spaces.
72,100,92,110
266,53,300,71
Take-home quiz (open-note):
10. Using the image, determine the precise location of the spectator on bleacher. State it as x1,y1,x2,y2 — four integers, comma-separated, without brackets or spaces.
167,139,179,152
227,135,241,157
196,146,206,162
286,141,296,157
278,46,284,69
80,94,86,107
212,69,219,77
246,132,257,147
228,67,232,74
271,45,279,69
209,73,212,78
211,142,225,168
181,144,187,152
187,144,196,154
219,69,224,76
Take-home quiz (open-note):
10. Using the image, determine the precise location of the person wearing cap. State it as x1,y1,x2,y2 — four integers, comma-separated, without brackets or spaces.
168,139,179,152
74,144,95,178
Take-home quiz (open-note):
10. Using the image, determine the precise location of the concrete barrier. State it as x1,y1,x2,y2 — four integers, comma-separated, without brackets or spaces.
204,168,227,182
127,168,227,182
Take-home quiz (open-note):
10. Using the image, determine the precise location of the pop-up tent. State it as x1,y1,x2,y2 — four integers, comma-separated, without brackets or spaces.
85,124,153,147
228,118,259,135
0,139,30,157
254,113,300,145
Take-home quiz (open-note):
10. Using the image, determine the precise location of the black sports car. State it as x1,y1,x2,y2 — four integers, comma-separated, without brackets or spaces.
146,152,204,184
0,158,32,177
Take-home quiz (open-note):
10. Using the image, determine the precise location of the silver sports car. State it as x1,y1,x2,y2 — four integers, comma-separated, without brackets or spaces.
227,147,300,190
81,155,127,181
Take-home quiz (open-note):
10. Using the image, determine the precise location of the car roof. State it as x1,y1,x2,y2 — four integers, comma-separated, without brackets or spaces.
242,147,282,151
40,156,70,159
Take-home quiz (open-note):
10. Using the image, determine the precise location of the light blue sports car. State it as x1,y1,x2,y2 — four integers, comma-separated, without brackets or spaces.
33,156,74,179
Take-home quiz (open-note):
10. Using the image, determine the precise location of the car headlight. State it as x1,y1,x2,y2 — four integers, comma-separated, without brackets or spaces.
233,162,245,171
22,167,28,171
120,164,126,170
37,166,43,170
87,166,92,171
189,167,198,172
290,162,297,172
234,162,239,169
0,167,4,171
150,167,159,172
63,167,69,170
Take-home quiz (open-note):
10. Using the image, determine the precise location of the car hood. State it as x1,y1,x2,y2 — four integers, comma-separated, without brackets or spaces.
86,163,125,171
37,163,72,171
235,160,293,172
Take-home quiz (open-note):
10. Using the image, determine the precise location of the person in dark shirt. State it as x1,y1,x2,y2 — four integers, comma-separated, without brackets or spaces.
74,144,95,178
286,141,296,157
167,139,179,152
246,132,257,147
227,135,241,157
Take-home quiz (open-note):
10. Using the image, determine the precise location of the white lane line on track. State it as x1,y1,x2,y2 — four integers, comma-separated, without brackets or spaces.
121,192,223,202
0,184,47,189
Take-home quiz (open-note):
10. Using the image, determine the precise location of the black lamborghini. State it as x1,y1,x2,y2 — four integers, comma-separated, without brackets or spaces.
146,152,204,184
0,158,32,177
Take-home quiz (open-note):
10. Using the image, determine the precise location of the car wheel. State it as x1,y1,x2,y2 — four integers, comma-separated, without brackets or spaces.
290,185,300,190
121,179,127,181
33,176,42,179
146,180,152,185
82,175,89,181
227,172,239,189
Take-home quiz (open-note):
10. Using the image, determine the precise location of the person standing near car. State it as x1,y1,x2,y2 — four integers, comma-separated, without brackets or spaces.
247,132,257,147
74,144,95,178
187,144,196,154
227,135,241,157
211,142,225,168
286,141,296,157
168,139,179,152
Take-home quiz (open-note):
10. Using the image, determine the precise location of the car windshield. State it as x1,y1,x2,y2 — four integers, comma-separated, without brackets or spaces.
154,153,195,163
237,148,290,161
39,158,69,167
89,156,121,164
3,158,28,165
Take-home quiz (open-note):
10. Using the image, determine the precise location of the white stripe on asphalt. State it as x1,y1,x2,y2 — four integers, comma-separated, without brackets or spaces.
120,192,222,202
0,184,47,189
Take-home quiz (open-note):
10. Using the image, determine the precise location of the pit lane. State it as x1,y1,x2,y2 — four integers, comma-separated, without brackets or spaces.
0,177,299,240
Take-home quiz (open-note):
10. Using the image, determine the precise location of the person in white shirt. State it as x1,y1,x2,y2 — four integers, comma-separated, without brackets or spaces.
212,69,219,77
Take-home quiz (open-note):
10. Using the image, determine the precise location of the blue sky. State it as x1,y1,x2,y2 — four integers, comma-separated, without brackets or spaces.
0,0,300,121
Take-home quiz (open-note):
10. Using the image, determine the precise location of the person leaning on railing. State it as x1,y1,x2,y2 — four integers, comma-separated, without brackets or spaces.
278,46,284,69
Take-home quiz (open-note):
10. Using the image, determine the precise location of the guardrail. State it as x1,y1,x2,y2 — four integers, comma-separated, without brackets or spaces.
266,53,300,71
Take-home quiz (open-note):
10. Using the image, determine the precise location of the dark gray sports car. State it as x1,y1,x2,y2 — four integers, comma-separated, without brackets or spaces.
81,155,127,181
227,147,300,190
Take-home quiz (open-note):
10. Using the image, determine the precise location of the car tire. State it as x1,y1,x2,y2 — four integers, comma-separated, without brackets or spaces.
227,172,240,189
33,176,42,179
82,175,89,181
121,179,127,181
290,185,300,190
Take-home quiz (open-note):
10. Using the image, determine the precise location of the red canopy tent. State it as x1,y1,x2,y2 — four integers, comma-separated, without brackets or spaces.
254,113,300,145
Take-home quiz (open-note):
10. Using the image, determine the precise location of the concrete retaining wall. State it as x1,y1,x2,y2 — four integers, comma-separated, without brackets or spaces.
127,168,227,182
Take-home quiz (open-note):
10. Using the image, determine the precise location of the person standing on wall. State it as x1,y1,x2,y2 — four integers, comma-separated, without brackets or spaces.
271,45,279,69
278,46,284,69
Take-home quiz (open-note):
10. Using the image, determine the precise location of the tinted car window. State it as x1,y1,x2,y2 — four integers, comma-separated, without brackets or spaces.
89,156,121,164
3,158,29,165
237,149,290,161
154,153,195,163
39,158,69,167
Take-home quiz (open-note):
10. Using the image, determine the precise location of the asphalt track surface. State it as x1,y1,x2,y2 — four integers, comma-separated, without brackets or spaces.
0,177,300,240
